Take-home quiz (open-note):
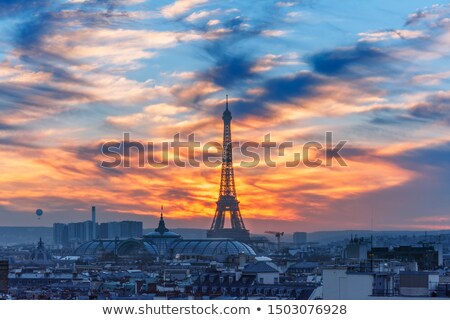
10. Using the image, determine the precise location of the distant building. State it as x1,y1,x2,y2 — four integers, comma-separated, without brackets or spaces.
98,221,143,239
53,223,69,247
370,245,441,270
120,221,143,238
53,221,94,246
344,236,371,261
54,220,143,246
0,259,8,293
293,232,307,245
30,238,52,262
53,207,98,246
68,221,93,244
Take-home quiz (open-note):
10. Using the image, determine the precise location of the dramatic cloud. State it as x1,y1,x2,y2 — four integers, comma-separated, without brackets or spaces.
409,91,450,123
0,0,51,17
1,1,450,232
309,45,391,77
201,54,257,88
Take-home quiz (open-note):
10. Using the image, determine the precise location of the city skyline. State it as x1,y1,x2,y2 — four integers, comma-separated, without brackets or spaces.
1,1,450,233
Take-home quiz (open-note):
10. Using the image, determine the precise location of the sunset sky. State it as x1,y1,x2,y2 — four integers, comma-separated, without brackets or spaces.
1,0,450,233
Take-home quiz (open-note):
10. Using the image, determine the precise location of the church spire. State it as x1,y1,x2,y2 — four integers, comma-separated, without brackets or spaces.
155,204,169,234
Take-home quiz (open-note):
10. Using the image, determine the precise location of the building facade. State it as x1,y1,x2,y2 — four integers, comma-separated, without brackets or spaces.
54,220,143,247
0,259,8,293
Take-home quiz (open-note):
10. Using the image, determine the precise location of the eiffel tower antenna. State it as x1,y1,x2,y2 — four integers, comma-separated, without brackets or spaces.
207,96,250,241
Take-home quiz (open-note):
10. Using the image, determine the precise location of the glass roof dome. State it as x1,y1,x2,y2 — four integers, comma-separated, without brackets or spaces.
75,239,158,256
171,239,256,257
74,209,256,261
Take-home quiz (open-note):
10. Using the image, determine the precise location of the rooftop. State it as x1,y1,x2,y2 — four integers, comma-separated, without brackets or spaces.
243,261,279,273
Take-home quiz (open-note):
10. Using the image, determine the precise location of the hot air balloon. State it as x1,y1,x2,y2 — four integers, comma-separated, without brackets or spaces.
36,209,43,220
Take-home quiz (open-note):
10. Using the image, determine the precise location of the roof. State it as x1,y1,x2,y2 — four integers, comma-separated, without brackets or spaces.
288,262,319,270
171,239,256,257
74,239,158,256
400,271,439,276
243,261,279,274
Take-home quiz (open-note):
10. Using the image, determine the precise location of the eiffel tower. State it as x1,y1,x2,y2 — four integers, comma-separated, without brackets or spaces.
207,96,250,242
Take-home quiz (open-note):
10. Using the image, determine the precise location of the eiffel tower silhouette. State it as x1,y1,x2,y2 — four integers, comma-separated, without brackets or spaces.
207,96,250,241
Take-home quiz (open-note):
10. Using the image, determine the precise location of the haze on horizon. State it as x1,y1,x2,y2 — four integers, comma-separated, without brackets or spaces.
1,0,450,234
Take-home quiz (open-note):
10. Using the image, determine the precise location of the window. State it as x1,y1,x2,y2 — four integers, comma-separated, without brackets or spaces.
259,277,264,284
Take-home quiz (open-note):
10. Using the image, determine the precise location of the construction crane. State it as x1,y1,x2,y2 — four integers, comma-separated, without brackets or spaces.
265,231,284,251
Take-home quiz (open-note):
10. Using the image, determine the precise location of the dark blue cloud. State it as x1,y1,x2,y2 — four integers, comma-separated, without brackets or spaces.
262,72,321,102
409,94,450,123
198,23,266,88
0,121,19,130
396,142,450,169
193,2,295,90
0,0,50,17
187,4,326,116
14,0,130,51
20,54,86,84
0,83,94,113
0,0,141,126
226,72,324,117
10,0,137,82
196,10,400,118
11,10,86,88
224,29,408,119
333,147,372,159
201,54,257,88
15,11,56,49
309,44,391,77
368,107,426,126
0,136,39,149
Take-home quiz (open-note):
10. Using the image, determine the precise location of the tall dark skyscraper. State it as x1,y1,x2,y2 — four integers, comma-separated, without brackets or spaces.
207,97,250,241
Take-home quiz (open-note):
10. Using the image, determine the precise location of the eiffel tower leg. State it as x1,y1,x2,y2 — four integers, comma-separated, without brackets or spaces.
231,210,246,230
219,209,225,229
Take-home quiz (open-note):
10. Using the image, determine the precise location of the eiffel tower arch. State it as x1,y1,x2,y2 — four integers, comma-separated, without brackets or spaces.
207,96,250,242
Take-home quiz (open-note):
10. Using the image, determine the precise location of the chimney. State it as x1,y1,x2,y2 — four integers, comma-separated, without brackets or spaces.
92,206,96,240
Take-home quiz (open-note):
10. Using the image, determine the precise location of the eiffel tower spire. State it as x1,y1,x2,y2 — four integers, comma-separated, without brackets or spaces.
207,96,250,241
